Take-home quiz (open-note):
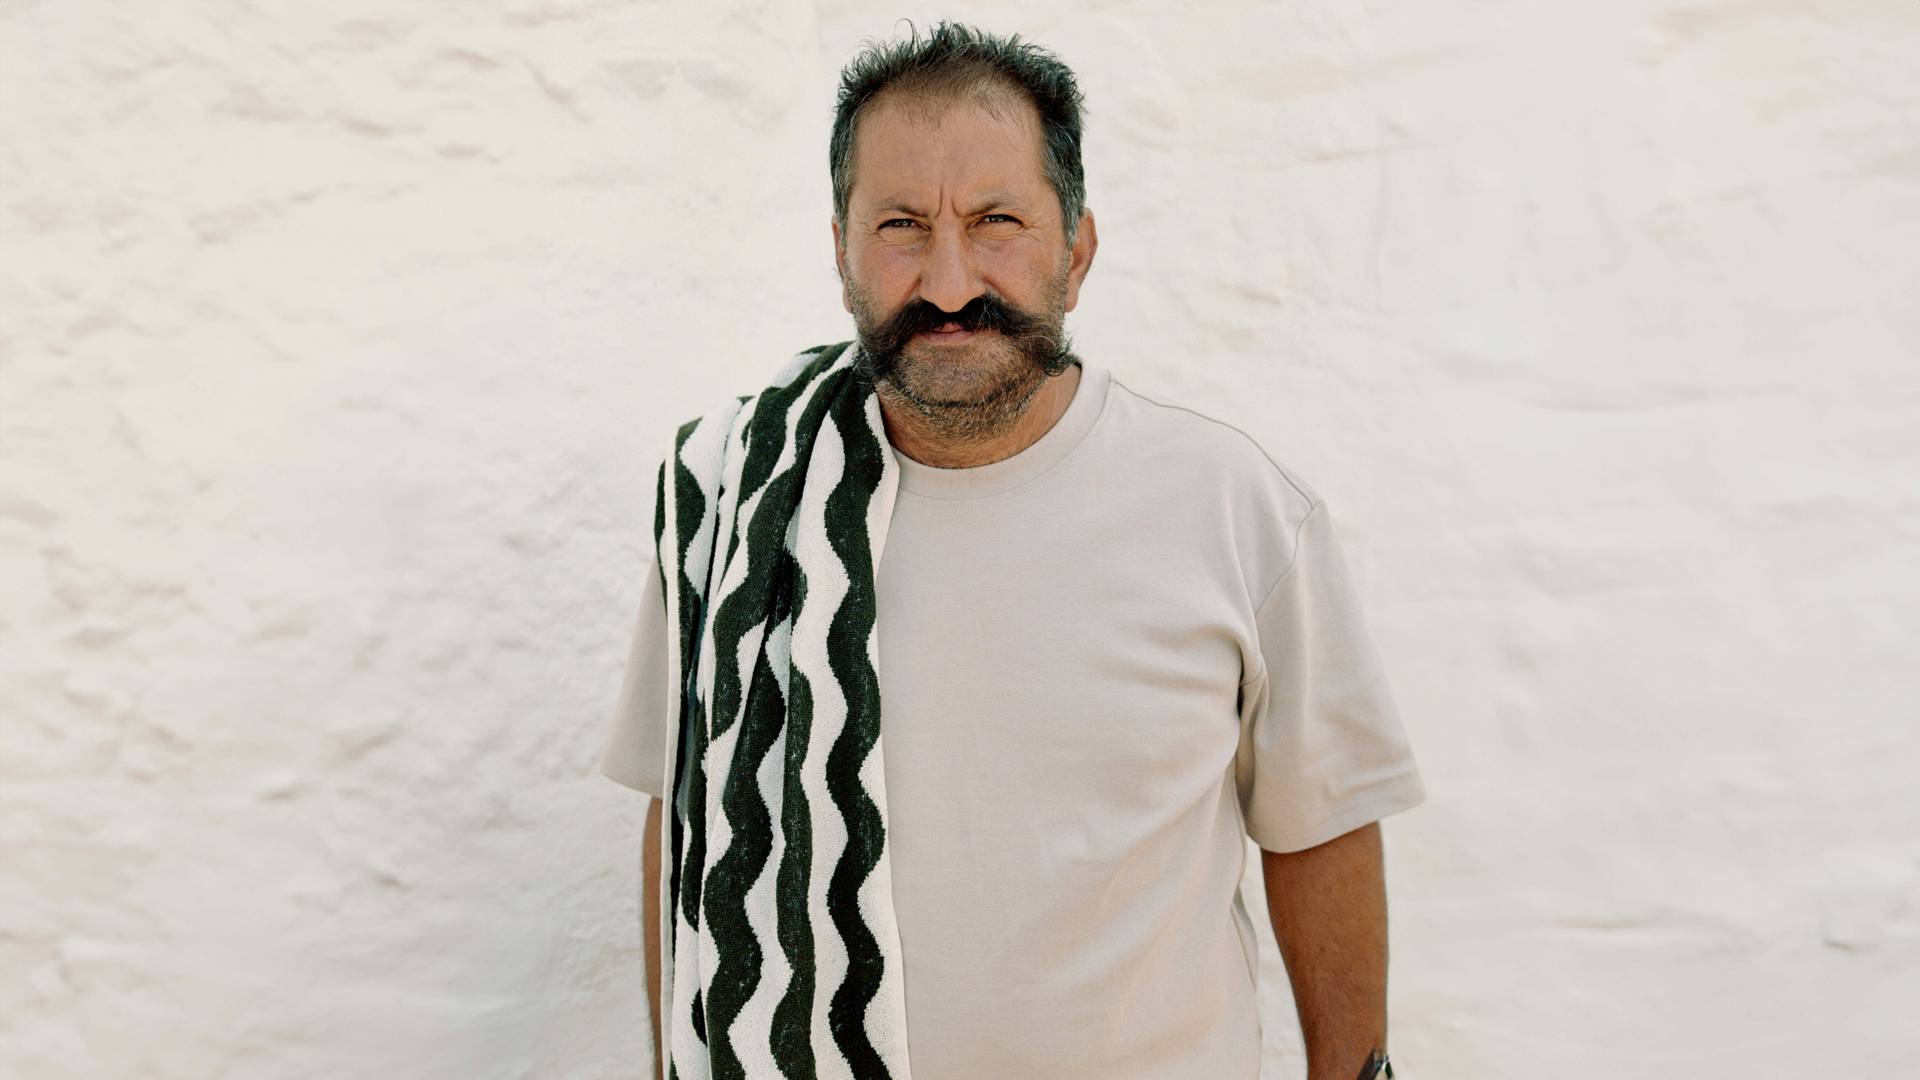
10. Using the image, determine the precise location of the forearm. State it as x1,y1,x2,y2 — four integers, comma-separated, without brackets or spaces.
643,796,664,1080
1259,820,1390,1080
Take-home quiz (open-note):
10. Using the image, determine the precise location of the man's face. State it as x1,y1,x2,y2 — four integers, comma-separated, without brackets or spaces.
833,91,1097,437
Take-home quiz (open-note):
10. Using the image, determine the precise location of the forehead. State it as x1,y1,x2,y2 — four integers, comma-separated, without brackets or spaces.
848,91,1050,208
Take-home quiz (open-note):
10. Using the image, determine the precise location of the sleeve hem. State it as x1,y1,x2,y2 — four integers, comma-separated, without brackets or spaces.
597,754,666,799
1246,774,1427,854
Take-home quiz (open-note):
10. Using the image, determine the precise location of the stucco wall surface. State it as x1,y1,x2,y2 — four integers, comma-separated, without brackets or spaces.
4,2,1916,1078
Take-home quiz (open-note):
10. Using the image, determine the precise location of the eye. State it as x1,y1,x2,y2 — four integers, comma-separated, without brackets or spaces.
879,218,919,229
981,214,1019,224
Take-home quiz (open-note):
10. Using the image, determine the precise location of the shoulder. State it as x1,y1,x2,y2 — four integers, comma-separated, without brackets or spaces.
1102,372,1327,603
1104,372,1322,512
672,341,856,447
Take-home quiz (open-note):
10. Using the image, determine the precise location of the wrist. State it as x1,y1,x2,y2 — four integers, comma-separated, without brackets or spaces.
1354,1049,1392,1080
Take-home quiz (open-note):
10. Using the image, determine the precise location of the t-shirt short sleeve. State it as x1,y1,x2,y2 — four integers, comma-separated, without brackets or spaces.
1234,498,1427,853
597,552,672,799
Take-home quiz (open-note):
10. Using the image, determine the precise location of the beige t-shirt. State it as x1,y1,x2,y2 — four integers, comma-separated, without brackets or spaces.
598,359,1426,1079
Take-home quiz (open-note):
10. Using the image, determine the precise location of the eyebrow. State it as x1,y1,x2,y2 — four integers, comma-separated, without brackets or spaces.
870,192,1027,218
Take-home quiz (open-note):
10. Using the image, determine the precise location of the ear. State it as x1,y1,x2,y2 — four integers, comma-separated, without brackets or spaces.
832,218,853,314
1063,209,1097,313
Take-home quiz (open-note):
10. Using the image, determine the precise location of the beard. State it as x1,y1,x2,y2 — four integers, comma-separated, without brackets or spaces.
845,270,1078,443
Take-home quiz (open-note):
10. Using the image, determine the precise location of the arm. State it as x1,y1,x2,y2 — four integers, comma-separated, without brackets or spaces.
643,796,664,1080
1258,820,1391,1080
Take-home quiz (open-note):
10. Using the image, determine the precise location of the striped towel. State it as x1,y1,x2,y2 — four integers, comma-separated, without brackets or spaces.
653,341,913,1079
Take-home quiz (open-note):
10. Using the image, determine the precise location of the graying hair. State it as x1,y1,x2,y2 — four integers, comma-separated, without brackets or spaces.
829,20,1089,246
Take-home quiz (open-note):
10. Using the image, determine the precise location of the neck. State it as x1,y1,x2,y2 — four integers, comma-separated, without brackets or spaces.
879,361,1082,470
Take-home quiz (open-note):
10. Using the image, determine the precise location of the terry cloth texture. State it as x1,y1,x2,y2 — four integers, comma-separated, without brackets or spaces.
654,340,912,1080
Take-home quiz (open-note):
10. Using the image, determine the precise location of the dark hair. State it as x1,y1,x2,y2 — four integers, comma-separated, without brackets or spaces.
829,20,1089,245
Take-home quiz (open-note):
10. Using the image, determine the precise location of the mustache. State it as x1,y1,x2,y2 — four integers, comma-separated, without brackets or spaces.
869,292,1050,351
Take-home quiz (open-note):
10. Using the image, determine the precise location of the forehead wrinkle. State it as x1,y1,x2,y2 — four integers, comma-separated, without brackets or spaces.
847,87,1049,223
869,189,1027,219
907,93,1037,160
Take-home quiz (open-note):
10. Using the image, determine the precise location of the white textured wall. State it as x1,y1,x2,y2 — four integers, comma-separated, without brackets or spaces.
5,2,1916,1077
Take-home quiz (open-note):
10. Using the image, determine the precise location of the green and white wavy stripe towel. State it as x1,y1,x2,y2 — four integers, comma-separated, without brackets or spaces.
653,341,912,1080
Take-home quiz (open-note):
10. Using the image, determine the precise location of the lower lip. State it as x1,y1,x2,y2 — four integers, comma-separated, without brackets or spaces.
916,327,981,343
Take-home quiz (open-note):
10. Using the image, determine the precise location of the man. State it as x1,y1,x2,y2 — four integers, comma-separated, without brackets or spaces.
599,21,1422,1080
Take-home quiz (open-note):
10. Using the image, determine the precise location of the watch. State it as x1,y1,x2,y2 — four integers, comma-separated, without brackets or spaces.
1355,1049,1394,1080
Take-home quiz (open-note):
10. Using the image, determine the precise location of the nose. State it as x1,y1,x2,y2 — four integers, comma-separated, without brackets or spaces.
917,225,984,317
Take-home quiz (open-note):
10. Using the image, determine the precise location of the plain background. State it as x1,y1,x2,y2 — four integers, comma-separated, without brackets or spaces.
3,2,1916,1077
